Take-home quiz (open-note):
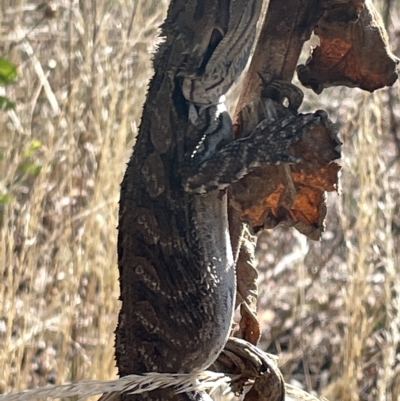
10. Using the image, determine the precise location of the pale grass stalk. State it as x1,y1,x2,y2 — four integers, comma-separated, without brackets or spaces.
0,372,231,401
374,86,400,400
335,91,387,401
0,373,329,401
342,93,380,401
0,0,169,391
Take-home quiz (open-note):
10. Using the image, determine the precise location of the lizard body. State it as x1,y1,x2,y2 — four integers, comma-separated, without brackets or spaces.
116,2,263,395
115,1,321,401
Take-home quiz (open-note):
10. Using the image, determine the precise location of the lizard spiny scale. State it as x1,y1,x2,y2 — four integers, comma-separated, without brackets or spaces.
190,103,233,164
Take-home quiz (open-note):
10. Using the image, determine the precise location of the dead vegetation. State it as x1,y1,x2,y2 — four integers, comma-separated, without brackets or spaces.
0,0,169,390
0,1,399,401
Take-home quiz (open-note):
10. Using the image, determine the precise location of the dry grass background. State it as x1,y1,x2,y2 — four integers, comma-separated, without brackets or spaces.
0,1,399,401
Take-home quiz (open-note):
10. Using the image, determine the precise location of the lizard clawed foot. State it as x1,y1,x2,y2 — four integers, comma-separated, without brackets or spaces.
210,337,284,401
259,77,304,111
249,110,322,166
183,111,322,194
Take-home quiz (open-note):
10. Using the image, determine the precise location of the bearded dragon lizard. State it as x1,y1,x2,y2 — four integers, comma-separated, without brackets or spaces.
113,1,322,401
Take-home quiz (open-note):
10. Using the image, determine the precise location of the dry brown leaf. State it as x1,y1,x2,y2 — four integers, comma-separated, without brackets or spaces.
231,107,341,241
237,302,261,346
229,218,261,344
298,0,399,93
228,208,260,341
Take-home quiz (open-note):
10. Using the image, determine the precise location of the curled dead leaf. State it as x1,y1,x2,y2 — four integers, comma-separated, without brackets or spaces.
231,109,341,241
238,302,261,346
298,0,399,93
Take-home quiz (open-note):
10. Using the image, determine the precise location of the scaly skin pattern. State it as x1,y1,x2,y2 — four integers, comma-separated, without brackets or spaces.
114,1,321,401
115,2,263,400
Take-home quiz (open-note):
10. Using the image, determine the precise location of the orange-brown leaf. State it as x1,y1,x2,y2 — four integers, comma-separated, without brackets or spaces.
298,0,398,93
230,116,341,240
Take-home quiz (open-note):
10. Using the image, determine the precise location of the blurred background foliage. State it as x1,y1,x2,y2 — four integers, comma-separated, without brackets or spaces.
0,1,399,401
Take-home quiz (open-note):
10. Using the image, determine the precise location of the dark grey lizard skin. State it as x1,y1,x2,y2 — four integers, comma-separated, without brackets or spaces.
112,1,322,401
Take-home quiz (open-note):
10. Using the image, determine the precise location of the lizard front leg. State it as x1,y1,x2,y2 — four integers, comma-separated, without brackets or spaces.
184,109,325,194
